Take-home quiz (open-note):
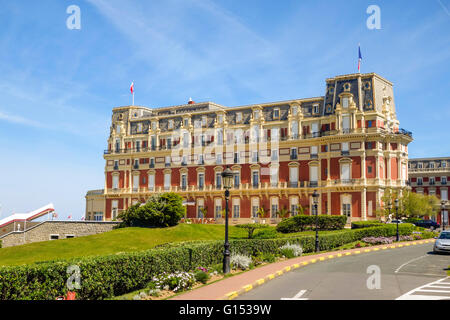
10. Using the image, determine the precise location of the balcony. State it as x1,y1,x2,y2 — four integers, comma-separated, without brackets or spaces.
308,181,318,188
334,179,355,185
289,181,299,188
396,128,413,138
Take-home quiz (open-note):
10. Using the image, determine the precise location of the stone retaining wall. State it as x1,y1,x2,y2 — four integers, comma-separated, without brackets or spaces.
0,221,121,248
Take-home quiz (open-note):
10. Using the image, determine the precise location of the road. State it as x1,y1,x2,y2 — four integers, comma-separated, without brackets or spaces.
237,243,450,300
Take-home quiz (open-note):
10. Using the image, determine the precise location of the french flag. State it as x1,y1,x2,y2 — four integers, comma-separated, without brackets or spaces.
358,44,362,73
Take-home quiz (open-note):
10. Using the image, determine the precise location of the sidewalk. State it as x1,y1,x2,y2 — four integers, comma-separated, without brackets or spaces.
170,239,435,300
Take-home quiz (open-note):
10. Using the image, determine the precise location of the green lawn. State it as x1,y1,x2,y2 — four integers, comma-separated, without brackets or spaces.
0,224,345,267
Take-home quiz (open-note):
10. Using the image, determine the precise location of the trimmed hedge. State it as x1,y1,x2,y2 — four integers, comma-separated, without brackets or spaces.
351,221,384,229
276,215,347,233
0,224,413,300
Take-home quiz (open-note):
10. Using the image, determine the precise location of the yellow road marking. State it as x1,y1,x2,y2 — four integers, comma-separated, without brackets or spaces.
256,279,265,285
310,259,317,263
292,264,300,269
328,255,335,259
284,266,291,272
302,261,309,266
243,285,252,292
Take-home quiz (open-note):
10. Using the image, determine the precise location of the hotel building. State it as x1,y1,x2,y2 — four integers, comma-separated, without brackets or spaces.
85,72,413,223
408,157,449,224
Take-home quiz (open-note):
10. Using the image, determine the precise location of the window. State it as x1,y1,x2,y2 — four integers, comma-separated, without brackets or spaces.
116,125,121,134
165,156,171,167
151,121,157,130
216,153,223,164
442,161,447,168
290,148,298,160
270,166,278,187
215,199,222,218
132,175,139,191
418,162,423,169
290,197,299,216
115,139,120,152
184,118,189,127
234,152,240,164
254,110,260,120
233,198,240,218
252,170,259,187
311,146,318,156
252,198,259,218
198,154,204,165
112,175,119,189
342,195,351,217
271,149,278,161
292,106,298,116
442,177,447,185
236,112,243,123
342,116,350,132
112,200,119,219
271,198,279,218
216,172,222,189
202,115,207,127
218,114,223,124
341,163,351,181
49,234,59,240
234,171,240,188
164,173,171,190
342,97,349,108
168,119,174,130
309,166,318,185
430,162,435,169
442,189,448,201
65,234,75,239
148,174,155,190
417,177,423,185
273,108,280,119
430,177,435,185
197,199,205,218
342,142,349,152
137,123,143,132
217,129,223,145
252,151,259,163
198,173,205,190
194,119,201,128
94,212,103,221
289,166,298,187
291,121,298,139
313,104,319,114
181,174,187,190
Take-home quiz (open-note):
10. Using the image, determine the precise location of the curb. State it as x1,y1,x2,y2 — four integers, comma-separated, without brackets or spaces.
222,239,435,300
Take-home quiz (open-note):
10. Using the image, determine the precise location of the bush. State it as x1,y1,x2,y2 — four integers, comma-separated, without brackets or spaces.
152,271,196,292
276,215,347,233
117,193,186,228
253,228,278,239
0,224,415,300
351,221,384,229
230,253,252,270
194,270,210,284
235,224,269,239
279,243,303,258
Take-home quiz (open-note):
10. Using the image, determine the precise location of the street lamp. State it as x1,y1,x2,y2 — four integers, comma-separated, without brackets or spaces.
312,190,320,253
394,198,400,242
221,167,234,274
441,200,447,231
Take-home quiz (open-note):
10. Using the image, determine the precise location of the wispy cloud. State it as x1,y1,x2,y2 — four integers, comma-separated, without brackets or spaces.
0,110,45,128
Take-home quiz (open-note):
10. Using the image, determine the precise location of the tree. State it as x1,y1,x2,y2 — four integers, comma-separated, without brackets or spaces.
377,189,440,220
235,223,269,239
117,192,186,228
276,207,290,220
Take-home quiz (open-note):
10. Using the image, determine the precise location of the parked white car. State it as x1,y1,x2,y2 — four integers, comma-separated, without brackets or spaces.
433,231,450,254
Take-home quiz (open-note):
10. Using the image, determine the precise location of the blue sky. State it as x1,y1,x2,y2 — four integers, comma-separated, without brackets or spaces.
0,0,449,219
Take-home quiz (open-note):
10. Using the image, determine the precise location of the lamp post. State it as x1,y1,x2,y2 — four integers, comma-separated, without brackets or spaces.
221,167,234,274
312,190,320,253
441,200,446,231
394,199,400,242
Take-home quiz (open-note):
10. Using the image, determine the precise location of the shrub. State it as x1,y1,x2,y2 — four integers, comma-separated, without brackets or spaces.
117,193,186,228
253,251,277,265
253,228,278,239
276,215,347,233
279,243,303,258
235,224,269,239
230,253,252,270
351,221,384,229
194,270,210,284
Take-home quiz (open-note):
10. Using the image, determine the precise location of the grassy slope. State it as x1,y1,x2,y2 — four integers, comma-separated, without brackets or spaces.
0,224,248,267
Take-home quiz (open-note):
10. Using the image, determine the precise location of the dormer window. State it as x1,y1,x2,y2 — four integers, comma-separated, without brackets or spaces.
292,106,298,116
429,162,435,169
442,161,447,168
313,104,319,114
151,121,157,130
254,110,260,120
184,118,189,127
202,115,207,127
168,120,174,130
418,162,423,169
273,108,280,120
342,97,349,109
137,123,142,133
236,112,243,123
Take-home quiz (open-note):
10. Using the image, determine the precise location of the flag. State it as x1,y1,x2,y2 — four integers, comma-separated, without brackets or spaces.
53,212,58,218
130,81,134,94
358,44,362,73
68,214,72,220
81,216,85,221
